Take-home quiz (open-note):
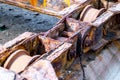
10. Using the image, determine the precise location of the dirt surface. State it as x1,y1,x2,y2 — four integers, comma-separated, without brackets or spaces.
0,3,59,44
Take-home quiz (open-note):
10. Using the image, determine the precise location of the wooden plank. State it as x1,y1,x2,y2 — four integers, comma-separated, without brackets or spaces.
85,41,120,80
67,40,120,80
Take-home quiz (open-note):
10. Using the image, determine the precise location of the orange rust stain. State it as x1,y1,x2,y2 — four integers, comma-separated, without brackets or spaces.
84,47,90,53
113,41,120,49
89,28,96,40
29,0,38,6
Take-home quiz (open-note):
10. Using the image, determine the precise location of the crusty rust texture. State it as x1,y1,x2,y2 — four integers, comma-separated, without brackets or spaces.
21,59,58,80
0,0,120,80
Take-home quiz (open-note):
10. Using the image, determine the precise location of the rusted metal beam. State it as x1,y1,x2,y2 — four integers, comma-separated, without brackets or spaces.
21,59,58,80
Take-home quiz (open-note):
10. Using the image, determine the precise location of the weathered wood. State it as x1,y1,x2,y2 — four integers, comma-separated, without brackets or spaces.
84,40,120,80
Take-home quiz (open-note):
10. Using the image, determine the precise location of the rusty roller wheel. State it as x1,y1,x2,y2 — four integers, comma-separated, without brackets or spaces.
80,5,105,22
4,49,40,73
118,0,120,2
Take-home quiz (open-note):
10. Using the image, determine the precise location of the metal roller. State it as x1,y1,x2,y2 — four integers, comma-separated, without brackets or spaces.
80,5,105,22
4,49,40,73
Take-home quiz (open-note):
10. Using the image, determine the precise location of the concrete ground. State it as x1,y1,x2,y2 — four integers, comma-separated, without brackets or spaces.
0,3,59,44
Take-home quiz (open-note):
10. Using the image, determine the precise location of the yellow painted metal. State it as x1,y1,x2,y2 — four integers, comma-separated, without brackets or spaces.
43,0,47,7
64,0,71,6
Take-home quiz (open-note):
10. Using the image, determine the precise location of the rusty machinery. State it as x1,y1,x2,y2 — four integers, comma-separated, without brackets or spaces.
0,0,120,80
